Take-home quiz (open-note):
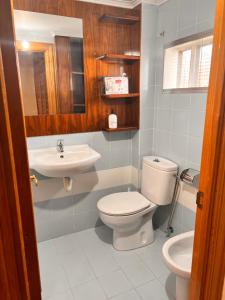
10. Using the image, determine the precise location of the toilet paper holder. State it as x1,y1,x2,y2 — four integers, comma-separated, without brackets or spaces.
180,168,200,189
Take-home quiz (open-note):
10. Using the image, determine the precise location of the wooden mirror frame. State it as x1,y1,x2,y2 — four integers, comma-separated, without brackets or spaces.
13,1,141,137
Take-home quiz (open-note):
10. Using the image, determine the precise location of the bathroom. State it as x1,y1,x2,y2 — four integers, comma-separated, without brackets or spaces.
1,0,225,299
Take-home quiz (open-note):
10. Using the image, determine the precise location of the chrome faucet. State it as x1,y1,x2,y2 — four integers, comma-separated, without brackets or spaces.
57,139,64,153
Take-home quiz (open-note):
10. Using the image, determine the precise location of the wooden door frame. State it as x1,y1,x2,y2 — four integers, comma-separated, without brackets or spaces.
0,46,30,300
190,0,225,299
1,0,225,298
0,0,41,299
16,41,57,114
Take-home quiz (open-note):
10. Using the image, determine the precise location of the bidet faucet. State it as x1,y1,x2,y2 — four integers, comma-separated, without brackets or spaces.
57,139,64,153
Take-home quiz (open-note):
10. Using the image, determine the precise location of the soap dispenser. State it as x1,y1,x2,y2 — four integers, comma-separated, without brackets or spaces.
108,110,117,129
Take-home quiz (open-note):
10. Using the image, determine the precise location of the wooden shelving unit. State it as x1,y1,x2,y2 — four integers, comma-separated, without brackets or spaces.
102,93,139,99
99,14,140,25
96,53,140,63
103,126,138,132
97,12,140,133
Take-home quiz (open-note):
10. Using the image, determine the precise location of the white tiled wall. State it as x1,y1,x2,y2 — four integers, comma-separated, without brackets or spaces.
153,0,215,170
28,0,216,241
133,0,216,233
136,0,215,173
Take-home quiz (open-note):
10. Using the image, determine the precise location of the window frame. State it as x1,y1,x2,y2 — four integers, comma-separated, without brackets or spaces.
163,30,213,94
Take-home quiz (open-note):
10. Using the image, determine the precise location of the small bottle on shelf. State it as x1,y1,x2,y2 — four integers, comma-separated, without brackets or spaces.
108,110,118,129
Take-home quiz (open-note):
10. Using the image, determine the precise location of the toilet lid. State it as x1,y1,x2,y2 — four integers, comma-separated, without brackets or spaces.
97,192,151,216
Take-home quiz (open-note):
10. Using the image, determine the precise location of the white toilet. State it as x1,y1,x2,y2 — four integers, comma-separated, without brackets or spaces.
97,156,178,250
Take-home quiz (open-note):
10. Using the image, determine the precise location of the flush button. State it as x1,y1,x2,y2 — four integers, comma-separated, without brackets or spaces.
153,158,160,162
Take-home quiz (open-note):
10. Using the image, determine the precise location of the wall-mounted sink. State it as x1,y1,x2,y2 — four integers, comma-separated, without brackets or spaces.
29,144,101,178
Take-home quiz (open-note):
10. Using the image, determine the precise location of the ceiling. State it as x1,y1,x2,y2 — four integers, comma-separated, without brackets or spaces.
78,0,168,9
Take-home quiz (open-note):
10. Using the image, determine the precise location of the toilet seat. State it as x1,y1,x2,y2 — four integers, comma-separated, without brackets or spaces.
97,192,155,216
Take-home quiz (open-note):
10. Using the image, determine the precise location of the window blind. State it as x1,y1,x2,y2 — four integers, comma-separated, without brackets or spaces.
163,34,213,90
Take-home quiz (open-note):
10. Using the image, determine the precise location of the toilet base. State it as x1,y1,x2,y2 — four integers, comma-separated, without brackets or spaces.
113,214,154,251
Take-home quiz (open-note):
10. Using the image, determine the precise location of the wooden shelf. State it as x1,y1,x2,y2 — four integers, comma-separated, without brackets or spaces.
96,53,140,63
103,126,138,132
99,14,140,25
102,93,139,99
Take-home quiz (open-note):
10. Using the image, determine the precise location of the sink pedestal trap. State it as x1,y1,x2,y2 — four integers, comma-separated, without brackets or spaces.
63,177,73,192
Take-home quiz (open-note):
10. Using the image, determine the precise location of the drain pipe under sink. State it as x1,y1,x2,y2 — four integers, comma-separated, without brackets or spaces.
63,177,73,192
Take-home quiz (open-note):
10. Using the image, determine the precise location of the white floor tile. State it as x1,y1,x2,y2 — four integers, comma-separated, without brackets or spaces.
136,241,170,280
98,270,132,298
74,227,103,249
38,227,172,300
41,265,70,299
88,252,119,277
59,249,95,288
38,240,55,257
121,260,155,287
46,289,74,300
111,289,141,300
52,234,82,255
39,256,60,280
112,250,142,268
145,252,171,281
72,279,107,300
84,242,112,261
38,240,58,266
136,280,169,300
57,245,87,266
77,228,112,261
135,242,161,262
63,258,95,288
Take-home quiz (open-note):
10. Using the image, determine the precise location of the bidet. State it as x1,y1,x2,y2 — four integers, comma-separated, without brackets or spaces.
162,231,194,300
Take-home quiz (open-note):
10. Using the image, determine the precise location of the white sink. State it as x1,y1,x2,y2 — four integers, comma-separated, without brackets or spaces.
29,144,101,178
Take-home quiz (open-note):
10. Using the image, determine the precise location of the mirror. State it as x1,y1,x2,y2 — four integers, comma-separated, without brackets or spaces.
14,10,85,116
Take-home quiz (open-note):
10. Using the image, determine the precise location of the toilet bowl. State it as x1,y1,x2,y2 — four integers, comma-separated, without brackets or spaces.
97,156,178,251
98,192,157,250
162,231,194,300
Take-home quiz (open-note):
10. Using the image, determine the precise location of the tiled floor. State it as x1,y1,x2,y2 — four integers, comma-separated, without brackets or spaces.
38,226,176,300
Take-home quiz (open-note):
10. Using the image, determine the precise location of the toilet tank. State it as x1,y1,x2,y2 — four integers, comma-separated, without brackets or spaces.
141,156,178,206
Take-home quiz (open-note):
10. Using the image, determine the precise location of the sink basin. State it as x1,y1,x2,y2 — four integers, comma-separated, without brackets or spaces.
28,144,101,177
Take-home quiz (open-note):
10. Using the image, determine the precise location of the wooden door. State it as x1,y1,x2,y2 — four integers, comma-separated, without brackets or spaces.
189,0,225,299
16,41,57,115
0,0,41,299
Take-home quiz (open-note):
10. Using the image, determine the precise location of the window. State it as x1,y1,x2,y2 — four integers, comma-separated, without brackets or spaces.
163,33,213,91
